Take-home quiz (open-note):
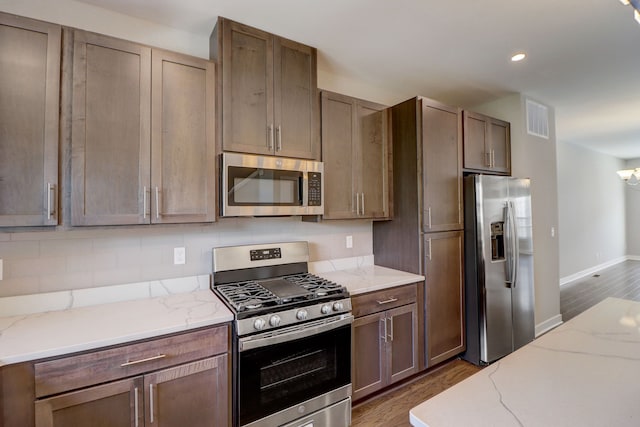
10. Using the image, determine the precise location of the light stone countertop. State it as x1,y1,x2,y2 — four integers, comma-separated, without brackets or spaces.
409,297,640,427
314,263,425,295
0,276,233,366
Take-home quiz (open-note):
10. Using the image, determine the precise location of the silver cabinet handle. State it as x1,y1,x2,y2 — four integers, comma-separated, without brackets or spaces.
120,354,166,367
149,383,155,424
427,238,432,260
491,149,496,168
380,317,388,343
143,186,147,219
485,151,491,167
155,186,160,219
46,183,56,220
267,125,274,151
276,125,282,152
427,207,432,229
134,386,139,427
377,297,398,305
361,193,365,216
388,316,394,342
355,192,360,215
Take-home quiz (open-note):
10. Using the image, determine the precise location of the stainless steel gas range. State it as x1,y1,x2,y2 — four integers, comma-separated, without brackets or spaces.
212,241,353,427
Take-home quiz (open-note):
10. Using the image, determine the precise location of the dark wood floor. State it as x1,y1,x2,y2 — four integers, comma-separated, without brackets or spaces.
352,259,640,427
560,259,640,321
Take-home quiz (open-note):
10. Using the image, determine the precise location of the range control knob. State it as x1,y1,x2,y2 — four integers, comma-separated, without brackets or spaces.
269,315,281,327
254,318,266,330
333,302,344,311
321,304,331,315
296,309,308,320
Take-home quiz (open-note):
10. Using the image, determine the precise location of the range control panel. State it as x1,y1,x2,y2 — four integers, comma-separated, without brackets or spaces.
250,247,282,261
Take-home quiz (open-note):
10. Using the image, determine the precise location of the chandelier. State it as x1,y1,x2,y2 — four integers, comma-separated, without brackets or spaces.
617,168,640,185
619,0,640,23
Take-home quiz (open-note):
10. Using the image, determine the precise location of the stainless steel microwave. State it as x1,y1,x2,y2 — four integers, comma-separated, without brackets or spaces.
221,152,324,217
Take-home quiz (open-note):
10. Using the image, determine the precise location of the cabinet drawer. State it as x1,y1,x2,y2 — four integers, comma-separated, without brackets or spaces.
34,325,229,398
351,283,418,317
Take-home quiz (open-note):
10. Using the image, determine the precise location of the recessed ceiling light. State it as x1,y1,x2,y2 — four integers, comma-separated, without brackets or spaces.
511,53,526,62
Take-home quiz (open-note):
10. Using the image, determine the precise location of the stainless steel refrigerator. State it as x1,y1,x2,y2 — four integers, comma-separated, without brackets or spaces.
462,174,535,365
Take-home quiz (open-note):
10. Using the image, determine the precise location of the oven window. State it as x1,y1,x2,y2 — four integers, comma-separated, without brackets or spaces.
228,166,302,206
238,324,351,425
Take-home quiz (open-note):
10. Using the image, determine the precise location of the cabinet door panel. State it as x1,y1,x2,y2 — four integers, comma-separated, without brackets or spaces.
462,112,488,171
388,303,418,384
422,101,462,231
35,376,142,427
424,231,465,367
321,92,356,219
359,103,388,219
275,38,318,159
0,14,60,226
352,312,385,401
151,50,216,223
222,20,272,155
71,31,151,225
490,119,511,174
145,355,228,427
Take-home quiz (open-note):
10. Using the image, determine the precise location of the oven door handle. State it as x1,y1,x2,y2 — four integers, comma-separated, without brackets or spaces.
239,315,353,352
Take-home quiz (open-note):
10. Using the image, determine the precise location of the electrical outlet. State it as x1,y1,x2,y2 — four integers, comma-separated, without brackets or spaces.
174,247,186,265
345,235,353,249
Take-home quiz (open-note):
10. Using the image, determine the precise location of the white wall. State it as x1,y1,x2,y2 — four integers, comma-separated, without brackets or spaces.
557,143,627,279
625,158,640,257
472,94,561,333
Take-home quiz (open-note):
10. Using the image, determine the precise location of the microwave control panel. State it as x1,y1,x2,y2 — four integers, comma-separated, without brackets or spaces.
308,172,322,206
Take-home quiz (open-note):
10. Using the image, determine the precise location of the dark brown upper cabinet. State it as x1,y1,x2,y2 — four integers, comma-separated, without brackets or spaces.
0,13,61,226
211,17,320,160
70,30,216,226
320,91,390,220
462,110,511,175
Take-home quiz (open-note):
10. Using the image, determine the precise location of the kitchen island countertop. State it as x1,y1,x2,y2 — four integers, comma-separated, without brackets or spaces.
409,297,640,427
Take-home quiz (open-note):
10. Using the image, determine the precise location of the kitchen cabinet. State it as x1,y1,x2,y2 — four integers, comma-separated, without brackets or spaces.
351,283,419,401
321,91,390,219
424,230,465,366
33,325,230,427
211,17,320,160
373,97,465,371
462,110,511,175
71,30,216,226
0,13,60,226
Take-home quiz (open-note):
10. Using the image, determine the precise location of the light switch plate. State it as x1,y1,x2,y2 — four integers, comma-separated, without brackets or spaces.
0,259,3,280
174,247,186,265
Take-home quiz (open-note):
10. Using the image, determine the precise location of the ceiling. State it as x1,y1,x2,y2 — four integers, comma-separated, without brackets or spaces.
76,0,640,159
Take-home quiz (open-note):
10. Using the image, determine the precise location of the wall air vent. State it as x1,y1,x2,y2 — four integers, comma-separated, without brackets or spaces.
526,98,549,139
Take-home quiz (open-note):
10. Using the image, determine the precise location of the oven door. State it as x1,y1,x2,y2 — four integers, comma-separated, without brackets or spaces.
238,315,352,426
222,152,307,216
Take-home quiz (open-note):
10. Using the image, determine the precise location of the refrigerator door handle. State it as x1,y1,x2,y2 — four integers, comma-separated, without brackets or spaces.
505,201,518,288
509,200,519,288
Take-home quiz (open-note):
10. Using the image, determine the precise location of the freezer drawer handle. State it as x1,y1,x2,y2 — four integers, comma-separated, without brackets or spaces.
377,297,398,305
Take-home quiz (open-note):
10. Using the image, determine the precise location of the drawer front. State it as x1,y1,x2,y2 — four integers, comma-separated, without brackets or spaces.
35,324,229,398
351,283,418,317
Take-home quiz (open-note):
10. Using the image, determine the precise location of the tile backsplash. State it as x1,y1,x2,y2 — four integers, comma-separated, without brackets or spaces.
0,217,372,297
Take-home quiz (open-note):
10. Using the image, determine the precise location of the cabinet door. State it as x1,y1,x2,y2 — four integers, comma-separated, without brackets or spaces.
422,100,462,232
321,91,357,219
220,19,273,156
352,311,386,401
71,31,151,225
387,303,419,384
489,117,511,174
144,355,228,427
151,49,216,223
0,14,60,226
358,101,389,219
462,111,489,171
35,376,143,427
274,37,319,160
424,231,465,367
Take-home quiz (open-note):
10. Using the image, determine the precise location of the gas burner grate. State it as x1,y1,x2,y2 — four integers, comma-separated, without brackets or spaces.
285,273,344,297
216,281,280,312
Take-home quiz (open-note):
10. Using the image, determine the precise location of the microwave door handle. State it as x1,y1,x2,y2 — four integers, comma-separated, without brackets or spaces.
299,175,305,206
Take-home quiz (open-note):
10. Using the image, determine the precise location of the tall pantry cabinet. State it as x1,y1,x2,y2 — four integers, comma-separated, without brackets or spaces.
373,97,465,370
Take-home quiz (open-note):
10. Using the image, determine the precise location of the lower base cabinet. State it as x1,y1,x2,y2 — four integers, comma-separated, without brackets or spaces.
29,325,230,427
352,284,419,401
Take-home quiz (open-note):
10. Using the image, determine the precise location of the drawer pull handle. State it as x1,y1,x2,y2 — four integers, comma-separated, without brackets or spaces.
120,354,167,367
376,297,398,305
